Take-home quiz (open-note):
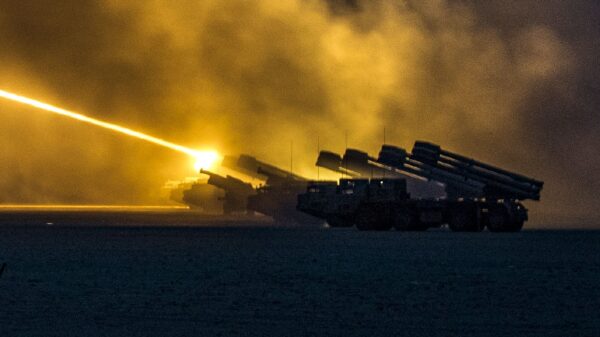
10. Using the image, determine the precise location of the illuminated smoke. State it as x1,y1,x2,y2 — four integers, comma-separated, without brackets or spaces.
0,0,597,222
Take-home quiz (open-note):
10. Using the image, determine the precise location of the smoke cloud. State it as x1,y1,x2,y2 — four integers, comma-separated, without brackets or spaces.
0,0,598,225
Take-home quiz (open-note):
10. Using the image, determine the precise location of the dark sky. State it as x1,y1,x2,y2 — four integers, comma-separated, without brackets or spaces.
0,0,598,225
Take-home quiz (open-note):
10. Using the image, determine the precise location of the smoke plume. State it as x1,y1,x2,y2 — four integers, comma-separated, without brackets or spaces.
0,0,598,225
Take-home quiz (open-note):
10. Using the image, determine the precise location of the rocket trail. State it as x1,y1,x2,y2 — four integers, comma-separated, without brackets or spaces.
0,89,219,169
0,89,196,156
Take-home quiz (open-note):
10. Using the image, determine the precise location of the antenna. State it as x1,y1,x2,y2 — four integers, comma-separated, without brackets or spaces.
344,130,348,179
290,140,293,176
317,136,320,181
382,126,386,179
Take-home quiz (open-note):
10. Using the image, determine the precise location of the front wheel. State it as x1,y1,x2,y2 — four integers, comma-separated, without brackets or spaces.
326,216,353,228
486,205,524,232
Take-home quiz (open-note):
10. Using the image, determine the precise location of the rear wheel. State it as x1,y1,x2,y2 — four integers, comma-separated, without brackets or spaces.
448,204,482,232
394,208,426,231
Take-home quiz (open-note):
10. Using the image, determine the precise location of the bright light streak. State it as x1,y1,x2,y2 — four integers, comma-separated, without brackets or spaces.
193,150,220,171
0,205,189,210
0,89,220,170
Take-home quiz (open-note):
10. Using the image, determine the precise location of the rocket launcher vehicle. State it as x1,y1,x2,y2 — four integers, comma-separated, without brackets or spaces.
203,155,322,225
199,169,255,214
315,149,446,199
378,141,543,201
302,140,543,232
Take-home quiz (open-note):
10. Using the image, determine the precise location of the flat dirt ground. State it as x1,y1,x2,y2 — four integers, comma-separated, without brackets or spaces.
0,210,598,336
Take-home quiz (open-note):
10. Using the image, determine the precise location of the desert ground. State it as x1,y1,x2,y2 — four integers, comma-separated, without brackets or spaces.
0,209,598,336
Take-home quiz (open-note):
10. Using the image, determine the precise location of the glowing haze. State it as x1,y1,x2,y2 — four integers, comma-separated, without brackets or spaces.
0,89,220,171
0,0,598,224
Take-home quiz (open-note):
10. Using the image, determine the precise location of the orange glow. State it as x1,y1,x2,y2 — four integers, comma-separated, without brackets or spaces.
0,89,220,170
193,150,220,171
0,205,189,210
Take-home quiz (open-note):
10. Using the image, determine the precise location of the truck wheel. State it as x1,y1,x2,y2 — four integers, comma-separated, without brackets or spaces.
500,217,524,232
486,206,508,232
487,203,525,232
448,205,481,232
326,216,353,228
394,209,426,231
355,206,391,231
355,215,376,231
506,220,524,232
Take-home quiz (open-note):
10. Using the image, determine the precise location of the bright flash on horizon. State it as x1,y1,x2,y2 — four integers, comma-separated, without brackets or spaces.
0,89,220,171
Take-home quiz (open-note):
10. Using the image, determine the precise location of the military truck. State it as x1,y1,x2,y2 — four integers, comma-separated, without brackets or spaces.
298,178,447,230
166,178,224,213
298,141,542,232
189,154,322,225
230,155,323,226
199,169,256,214
180,183,224,213
316,148,446,199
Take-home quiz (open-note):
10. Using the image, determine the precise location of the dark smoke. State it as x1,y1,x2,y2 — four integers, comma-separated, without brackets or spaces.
0,0,598,225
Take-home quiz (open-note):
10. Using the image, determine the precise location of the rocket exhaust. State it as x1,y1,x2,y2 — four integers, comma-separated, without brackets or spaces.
0,89,219,170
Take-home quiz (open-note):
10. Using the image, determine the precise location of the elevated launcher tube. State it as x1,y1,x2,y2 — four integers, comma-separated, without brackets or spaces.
316,150,404,178
199,169,255,214
316,147,480,197
315,141,543,201
222,154,307,183
302,140,543,232
216,154,322,225
316,149,446,199
378,141,543,201
378,145,486,199
237,155,307,183
199,169,254,192
315,151,361,177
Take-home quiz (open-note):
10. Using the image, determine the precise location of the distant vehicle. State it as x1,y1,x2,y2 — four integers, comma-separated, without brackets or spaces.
181,183,224,213
183,155,323,225
229,155,323,226
298,141,543,232
199,169,256,215
167,179,224,213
